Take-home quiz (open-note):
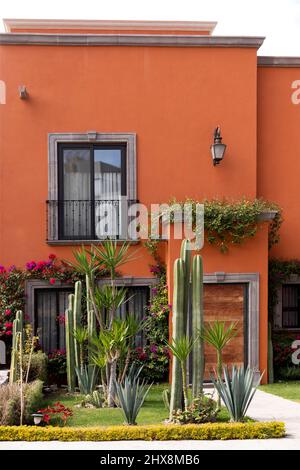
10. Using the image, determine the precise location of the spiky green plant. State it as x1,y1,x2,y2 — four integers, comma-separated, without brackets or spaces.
168,335,196,411
75,365,98,395
114,370,152,425
73,281,82,370
200,320,238,407
211,365,262,422
73,326,89,370
90,319,129,407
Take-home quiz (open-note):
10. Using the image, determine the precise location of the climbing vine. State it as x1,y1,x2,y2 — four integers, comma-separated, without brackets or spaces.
160,198,282,253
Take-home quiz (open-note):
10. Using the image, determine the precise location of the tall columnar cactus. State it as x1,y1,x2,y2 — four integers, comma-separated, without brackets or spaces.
65,293,76,392
169,258,185,419
9,310,24,384
180,239,192,329
73,281,82,370
86,274,96,362
169,240,205,418
192,255,204,398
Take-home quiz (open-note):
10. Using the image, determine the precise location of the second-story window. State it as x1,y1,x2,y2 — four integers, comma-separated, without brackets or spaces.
58,143,127,239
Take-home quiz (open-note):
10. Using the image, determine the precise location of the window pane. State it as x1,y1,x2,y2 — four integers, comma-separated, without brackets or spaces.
94,149,122,200
62,148,91,238
94,149,122,238
282,285,300,328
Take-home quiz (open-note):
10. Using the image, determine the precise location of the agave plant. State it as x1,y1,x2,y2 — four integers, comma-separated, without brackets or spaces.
114,368,152,425
75,364,98,395
211,365,262,422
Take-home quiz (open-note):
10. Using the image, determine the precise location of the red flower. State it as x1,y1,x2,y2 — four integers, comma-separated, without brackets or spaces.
4,322,13,329
5,330,12,336
4,309,11,316
48,254,56,260
49,278,56,285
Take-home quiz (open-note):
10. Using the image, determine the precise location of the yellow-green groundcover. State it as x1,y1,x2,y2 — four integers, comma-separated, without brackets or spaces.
0,422,285,441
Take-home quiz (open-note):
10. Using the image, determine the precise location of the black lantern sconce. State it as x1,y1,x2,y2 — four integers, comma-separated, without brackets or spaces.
211,126,226,166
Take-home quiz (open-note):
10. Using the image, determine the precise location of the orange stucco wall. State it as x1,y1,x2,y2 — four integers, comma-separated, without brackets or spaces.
0,38,273,379
258,65,300,259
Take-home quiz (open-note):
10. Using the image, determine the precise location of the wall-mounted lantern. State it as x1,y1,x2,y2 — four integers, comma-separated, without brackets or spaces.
18,85,28,99
211,126,226,166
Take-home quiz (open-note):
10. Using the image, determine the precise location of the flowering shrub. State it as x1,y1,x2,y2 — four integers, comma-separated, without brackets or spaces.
0,255,79,343
37,402,73,426
134,264,170,382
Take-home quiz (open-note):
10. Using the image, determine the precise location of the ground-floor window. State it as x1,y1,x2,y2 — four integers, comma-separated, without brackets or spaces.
282,284,300,328
34,285,150,353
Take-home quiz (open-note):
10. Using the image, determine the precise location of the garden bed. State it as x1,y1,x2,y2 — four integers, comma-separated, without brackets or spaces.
0,422,285,441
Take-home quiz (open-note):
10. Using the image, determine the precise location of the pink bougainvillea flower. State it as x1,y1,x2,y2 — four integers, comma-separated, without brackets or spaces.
5,330,12,336
4,309,11,316
49,278,56,285
0,265,6,273
4,322,13,329
48,253,56,260
57,314,65,325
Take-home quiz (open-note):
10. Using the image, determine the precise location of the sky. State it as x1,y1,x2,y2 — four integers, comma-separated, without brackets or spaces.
0,0,300,56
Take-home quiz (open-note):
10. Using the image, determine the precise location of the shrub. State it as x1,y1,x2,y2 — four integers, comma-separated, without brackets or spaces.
0,422,285,441
22,352,48,383
37,402,73,426
172,395,219,424
0,380,43,425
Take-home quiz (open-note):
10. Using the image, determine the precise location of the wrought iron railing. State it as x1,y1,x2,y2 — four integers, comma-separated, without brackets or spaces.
46,199,137,241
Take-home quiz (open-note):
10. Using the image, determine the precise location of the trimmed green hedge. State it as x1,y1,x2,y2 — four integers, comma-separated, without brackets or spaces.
0,422,285,441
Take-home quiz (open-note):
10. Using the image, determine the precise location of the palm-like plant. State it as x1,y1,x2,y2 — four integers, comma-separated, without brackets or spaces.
211,365,262,422
94,285,129,328
200,320,238,407
90,318,129,407
167,335,196,410
92,241,138,280
114,368,152,425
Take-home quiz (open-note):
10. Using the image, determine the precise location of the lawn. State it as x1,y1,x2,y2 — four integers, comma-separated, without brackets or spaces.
41,384,231,427
260,381,300,402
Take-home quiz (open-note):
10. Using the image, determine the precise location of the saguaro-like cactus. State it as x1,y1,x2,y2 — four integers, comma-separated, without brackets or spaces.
65,293,76,392
9,310,24,384
169,258,185,419
180,239,191,329
86,274,96,362
192,255,204,398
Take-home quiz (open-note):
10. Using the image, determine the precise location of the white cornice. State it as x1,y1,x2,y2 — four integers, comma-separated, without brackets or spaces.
3,18,217,34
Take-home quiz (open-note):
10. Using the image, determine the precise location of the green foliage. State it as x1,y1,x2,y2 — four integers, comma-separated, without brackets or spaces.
162,389,170,411
212,365,261,422
201,321,238,376
114,369,152,425
47,350,66,385
92,241,138,279
172,395,219,424
0,422,285,441
165,198,282,252
82,390,103,408
75,365,98,395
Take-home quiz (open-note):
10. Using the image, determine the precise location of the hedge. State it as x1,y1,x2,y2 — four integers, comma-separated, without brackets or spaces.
0,422,285,441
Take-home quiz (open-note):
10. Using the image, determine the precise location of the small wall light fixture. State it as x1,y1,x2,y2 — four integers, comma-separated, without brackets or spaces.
211,126,226,166
18,85,28,99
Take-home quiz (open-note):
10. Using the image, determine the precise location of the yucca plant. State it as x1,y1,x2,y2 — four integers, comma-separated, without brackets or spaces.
211,365,262,422
167,335,196,411
114,368,152,425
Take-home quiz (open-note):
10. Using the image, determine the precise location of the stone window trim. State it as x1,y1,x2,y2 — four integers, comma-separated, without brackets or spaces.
47,132,137,242
48,132,137,202
25,277,157,328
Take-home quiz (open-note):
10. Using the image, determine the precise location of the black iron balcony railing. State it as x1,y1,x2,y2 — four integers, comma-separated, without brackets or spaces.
46,199,137,241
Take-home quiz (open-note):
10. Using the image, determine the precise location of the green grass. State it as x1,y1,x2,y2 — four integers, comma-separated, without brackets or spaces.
42,384,231,427
259,381,300,402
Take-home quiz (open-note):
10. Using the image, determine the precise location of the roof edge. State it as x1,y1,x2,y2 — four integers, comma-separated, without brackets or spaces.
258,56,300,67
0,33,265,48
